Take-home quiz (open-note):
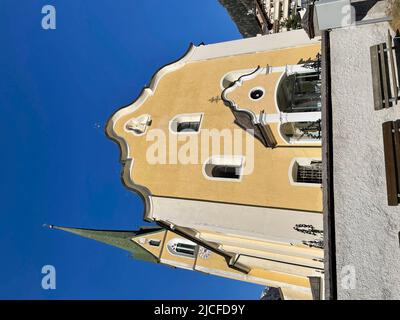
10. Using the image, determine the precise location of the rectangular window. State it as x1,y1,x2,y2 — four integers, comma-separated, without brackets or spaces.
149,239,161,247
175,243,196,256
211,165,241,179
204,156,244,181
297,160,322,184
177,121,200,133
292,72,321,112
277,71,321,114
171,114,203,133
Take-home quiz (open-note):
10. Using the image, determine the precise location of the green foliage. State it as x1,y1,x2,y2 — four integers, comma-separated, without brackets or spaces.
282,10,301,30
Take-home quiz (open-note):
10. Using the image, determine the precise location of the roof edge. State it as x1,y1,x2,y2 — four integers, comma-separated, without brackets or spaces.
104,43,197,222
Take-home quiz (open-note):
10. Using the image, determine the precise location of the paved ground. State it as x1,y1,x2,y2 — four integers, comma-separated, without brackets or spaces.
330,1,400,299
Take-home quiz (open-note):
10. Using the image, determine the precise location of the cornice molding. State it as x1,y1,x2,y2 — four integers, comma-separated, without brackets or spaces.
105,43,198,220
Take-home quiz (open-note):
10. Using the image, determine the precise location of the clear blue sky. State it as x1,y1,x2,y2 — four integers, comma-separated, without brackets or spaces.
0,0,264,299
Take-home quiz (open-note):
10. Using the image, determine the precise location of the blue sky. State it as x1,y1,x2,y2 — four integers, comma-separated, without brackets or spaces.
0,0,264,299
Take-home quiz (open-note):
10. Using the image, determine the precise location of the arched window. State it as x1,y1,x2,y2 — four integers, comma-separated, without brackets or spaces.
177,121,200,133
211,165,240,179
203,156,244,181
277,71,321,113
170,114,203,133
167,238,197,258
290,158,322,185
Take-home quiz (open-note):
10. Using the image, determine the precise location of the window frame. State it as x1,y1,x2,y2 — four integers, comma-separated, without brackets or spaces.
166,238,197,259
148,239,161,247
169,113,203,135
276,70,322,114
202,155,245,182
288,157,322,187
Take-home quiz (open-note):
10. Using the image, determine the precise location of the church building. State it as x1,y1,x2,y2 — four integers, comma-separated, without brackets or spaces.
52,29,323,300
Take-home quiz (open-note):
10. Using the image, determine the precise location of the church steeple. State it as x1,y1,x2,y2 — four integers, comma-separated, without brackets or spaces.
47,224,161,263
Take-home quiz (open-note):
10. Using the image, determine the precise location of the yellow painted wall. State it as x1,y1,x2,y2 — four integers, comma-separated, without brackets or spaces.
159,231,196,268
111,44,322,212
131,229,166,257
226,71,283,115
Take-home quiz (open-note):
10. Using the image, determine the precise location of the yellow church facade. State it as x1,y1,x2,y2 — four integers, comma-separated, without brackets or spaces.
53,29,324,300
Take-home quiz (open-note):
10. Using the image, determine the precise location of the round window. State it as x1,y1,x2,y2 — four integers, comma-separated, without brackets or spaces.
249,88,264,100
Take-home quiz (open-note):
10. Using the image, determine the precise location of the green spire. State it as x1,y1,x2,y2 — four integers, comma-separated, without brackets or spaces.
47,224,161,263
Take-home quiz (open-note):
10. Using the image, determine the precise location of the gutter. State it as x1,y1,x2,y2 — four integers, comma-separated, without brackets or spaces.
321,30,337,300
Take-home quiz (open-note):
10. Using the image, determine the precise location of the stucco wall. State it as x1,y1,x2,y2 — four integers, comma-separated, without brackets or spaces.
330,21,400,299
110,44,322,212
